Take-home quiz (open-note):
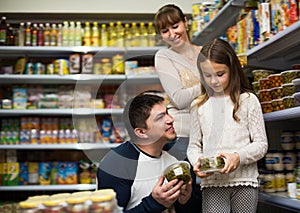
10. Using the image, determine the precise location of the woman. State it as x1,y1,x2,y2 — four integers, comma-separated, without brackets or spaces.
154,4,202,160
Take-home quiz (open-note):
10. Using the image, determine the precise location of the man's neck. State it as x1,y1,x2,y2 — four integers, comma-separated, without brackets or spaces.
135,141,164,158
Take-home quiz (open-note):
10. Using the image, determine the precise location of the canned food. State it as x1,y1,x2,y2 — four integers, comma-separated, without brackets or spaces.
268,73,283,88
261,101,273,113
112,54,124,74
25,62,34,74
271,98,284,111
282,96,295,109
259,78,270,90
281,70,300,84
270,86,283,100
282,83,295,96
252,81,260,93
259,89,272,102
54,59,69,75
101,58,112,74
252,69,274,82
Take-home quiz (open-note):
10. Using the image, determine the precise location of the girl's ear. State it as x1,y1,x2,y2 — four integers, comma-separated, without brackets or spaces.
134,128,148,139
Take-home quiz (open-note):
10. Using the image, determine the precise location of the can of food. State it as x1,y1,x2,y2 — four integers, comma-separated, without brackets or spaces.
25,62,34,74
101,58,112,74
34,62,45,74
54,59,69,75
112,54,124,74
47,63,55,75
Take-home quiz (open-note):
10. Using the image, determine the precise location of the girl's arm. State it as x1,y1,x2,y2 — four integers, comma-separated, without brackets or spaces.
155,49,200,109
238,94,269,165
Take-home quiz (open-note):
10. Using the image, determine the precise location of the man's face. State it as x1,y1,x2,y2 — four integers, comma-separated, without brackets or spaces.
144,103,176,143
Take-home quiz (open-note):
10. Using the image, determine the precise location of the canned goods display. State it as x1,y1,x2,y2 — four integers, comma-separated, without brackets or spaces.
54,59,69,75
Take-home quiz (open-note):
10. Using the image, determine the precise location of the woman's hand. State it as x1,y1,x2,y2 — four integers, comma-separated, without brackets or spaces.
219,152,240,174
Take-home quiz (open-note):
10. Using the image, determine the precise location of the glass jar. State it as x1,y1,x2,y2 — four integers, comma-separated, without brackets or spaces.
275,172,286,192
19,201,42,213
66,196,89,213
263,171,276,193
281,131,295,151
283,152,296,171
273,151,284,171
285,170,295,184
43,199,67,213
265,151,275,170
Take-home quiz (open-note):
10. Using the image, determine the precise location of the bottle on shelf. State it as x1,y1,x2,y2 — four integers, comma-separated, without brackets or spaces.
69,21,75,46
18,22,25,46
6,24,15,46
139,22,148,47
62,21,69,46
130,22,140,47
147,21,156,47
57,23,63,46
31,23,38,46
115,21,124,48
91,21,99,47
100,23,108,46
107,22,116,47
83,21,91,46
25,22,32,46
50,23,58,46
123,23,132,48
75,21,82,46
0,16,7,46
43,23,51,46
37,23,44,46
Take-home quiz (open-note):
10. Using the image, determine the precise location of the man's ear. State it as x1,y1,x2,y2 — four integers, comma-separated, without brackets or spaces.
134,128,148,139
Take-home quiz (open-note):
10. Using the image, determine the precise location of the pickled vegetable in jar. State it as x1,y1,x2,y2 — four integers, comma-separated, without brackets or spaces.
281,70,299,84
268,73,282,88
89,190,117,213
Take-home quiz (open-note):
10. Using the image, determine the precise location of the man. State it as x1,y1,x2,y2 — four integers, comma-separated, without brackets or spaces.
97,93,194,213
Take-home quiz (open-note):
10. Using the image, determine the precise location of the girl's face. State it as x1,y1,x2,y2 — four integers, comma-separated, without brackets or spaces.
159,19,189,47
200,60,230,96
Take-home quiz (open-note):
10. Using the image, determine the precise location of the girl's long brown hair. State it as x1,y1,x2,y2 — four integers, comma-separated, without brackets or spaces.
196,38,252,122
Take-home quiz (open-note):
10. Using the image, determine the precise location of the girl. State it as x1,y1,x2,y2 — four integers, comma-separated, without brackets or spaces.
187,38,268,212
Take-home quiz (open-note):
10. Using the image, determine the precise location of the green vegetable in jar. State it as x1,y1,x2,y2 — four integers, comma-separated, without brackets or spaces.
164,161,191,184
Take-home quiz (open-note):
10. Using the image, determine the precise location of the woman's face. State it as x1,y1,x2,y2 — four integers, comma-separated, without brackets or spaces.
200,60,230,96
159,19,189,47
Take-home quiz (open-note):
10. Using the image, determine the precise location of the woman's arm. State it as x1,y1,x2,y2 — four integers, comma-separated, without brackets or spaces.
155,49,200,109
187,102,203,167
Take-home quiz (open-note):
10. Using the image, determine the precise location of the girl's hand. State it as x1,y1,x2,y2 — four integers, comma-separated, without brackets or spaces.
193,157,213,178
219,152,240,174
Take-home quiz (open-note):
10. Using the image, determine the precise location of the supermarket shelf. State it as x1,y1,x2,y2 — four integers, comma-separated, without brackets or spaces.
0,46,163,58
0,143,119,150
0,108,124,116
0,184,96,191
191,0,247,45
0,74,126,85
259,192,300,212
126,74,161,84
247,21,300,71
263,106,300,122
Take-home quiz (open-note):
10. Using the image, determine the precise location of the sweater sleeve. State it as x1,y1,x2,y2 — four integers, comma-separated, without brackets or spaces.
155,49,201,109
187,101,203,167
237,94,268,165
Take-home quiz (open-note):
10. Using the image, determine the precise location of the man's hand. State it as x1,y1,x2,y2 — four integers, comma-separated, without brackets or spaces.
152,176,184,208
177,179,192,205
